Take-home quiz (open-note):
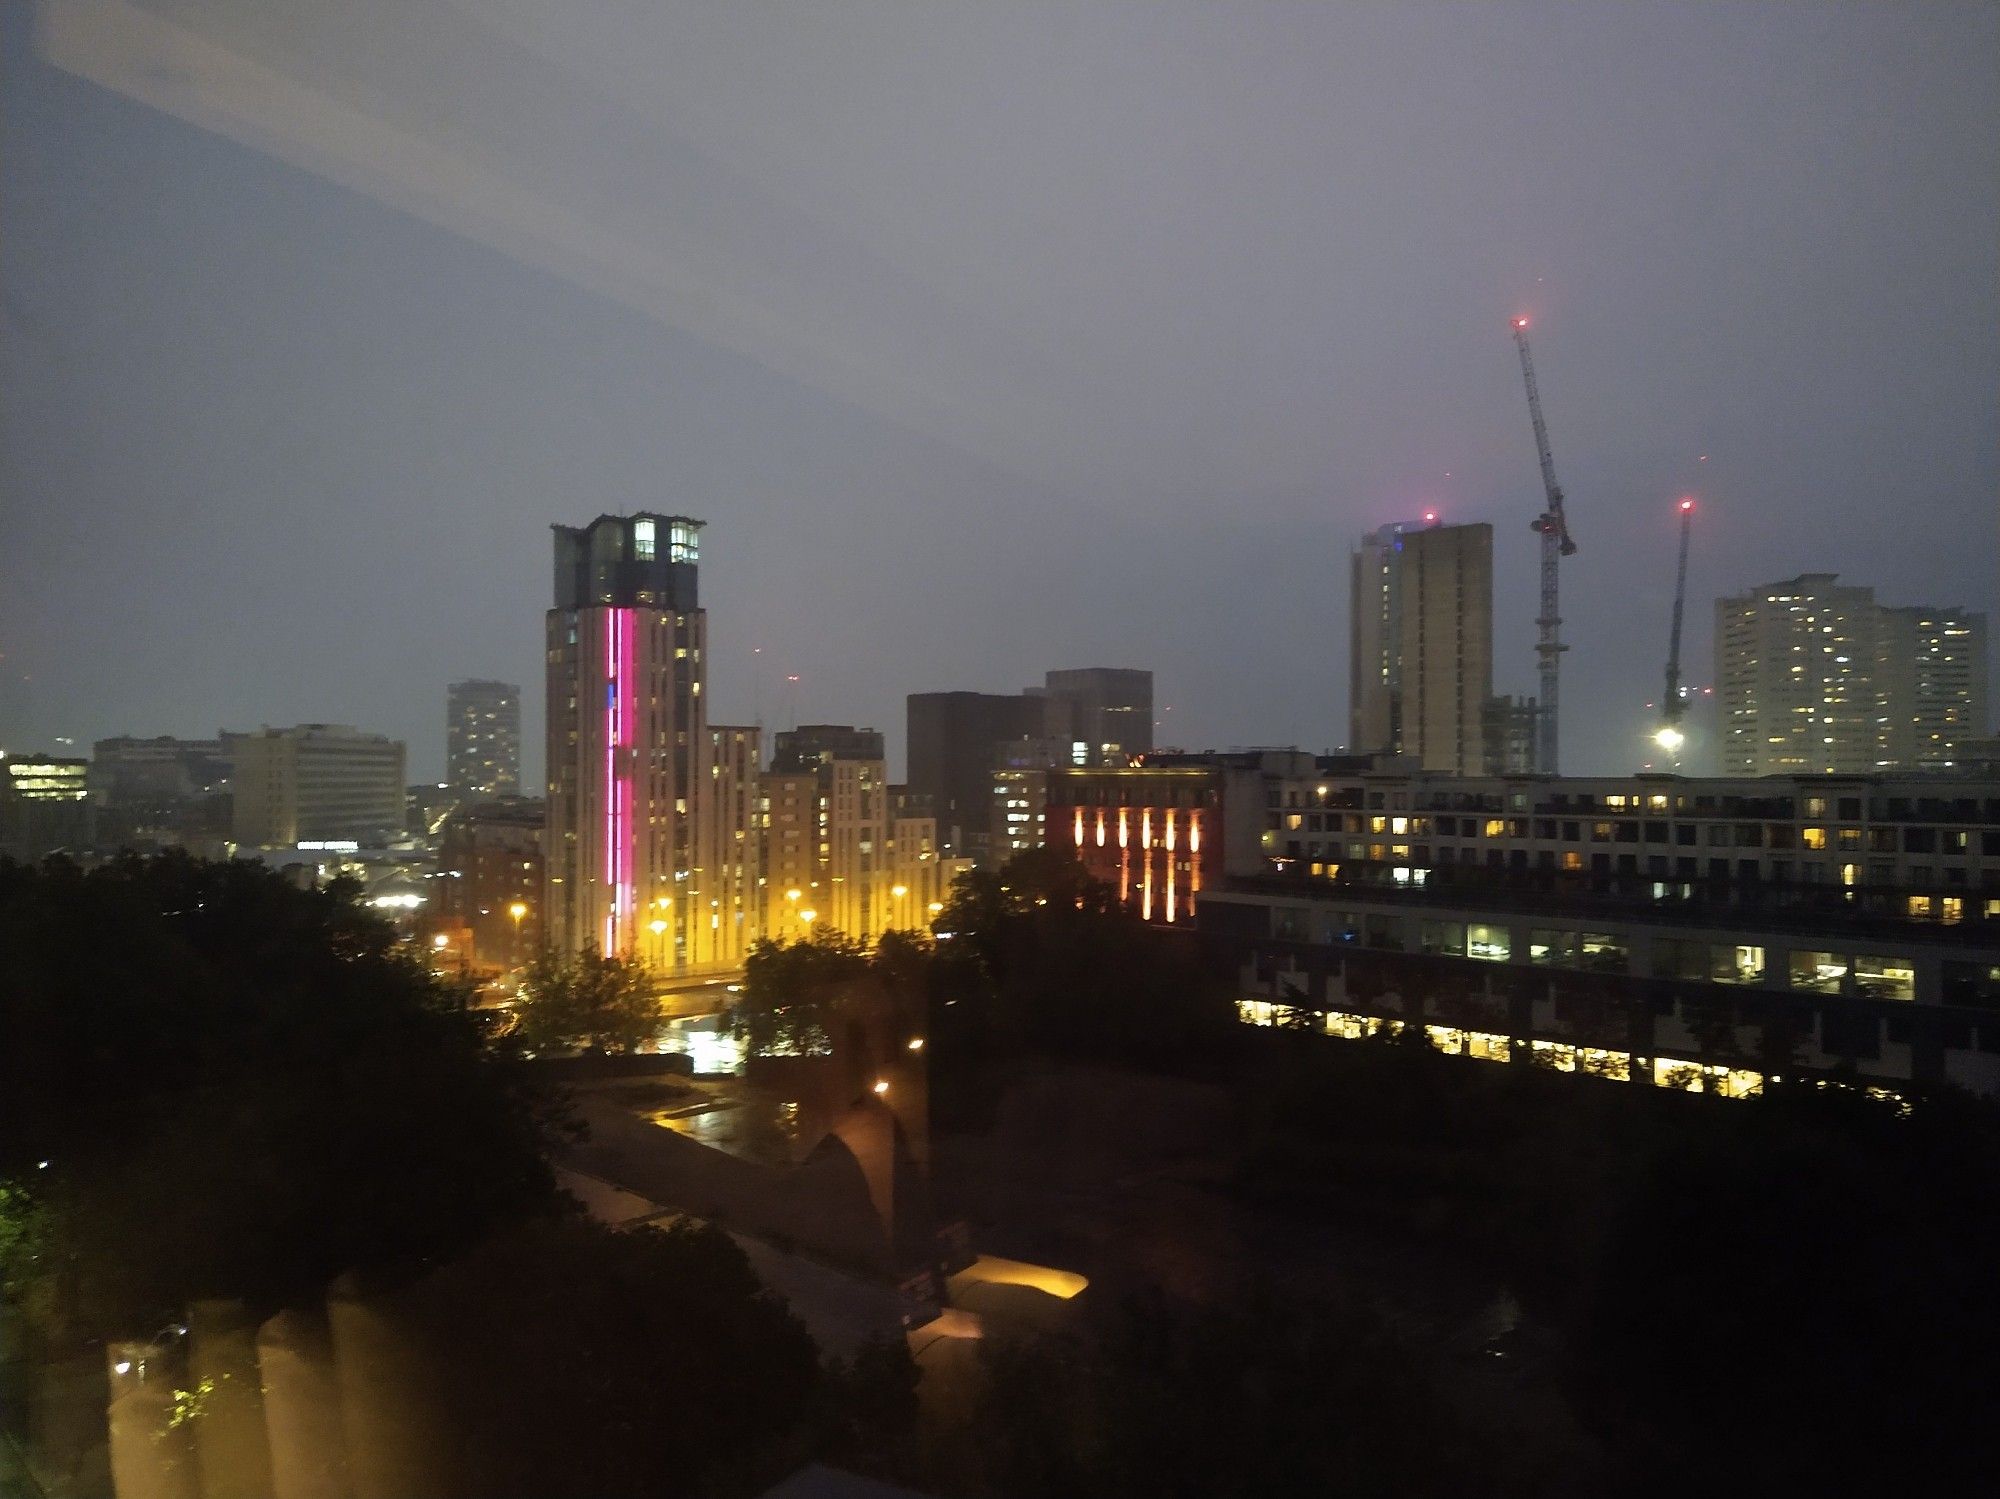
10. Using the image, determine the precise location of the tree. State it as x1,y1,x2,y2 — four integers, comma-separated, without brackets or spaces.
514,943,663,1054
730,927,871,1056
927,847,1236,1072
0,853,559,1336
924,1289,1505,1499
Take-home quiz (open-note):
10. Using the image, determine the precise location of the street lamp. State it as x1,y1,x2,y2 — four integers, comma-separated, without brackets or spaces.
506,900,529,968
799,908,817,926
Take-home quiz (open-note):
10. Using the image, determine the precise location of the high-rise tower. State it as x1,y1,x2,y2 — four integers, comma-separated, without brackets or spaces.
545,513,732,969
1348,518,1493,773
446,679,521,796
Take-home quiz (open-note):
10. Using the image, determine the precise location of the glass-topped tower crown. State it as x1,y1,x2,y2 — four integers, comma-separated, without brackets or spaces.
551,513,703,611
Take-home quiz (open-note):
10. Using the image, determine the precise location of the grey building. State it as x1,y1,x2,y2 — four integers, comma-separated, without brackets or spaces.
906,691,1046,859
1717,575,1989,775
231,725,407,847
1349,519,1494,774
772,724,886,773
1038,668,1154,765
447,679,521,796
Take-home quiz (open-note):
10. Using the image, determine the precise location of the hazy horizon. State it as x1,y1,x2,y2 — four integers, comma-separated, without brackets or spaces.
4,1,1995,784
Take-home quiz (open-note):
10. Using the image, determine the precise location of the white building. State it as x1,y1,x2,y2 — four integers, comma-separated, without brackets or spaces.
231,725,406,848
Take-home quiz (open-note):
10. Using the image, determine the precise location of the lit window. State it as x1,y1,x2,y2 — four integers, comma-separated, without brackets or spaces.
633,519,656,559
1709,945,1765,985
1529,929,1571,965
1788,951,1847,993
1854,956,1915,1002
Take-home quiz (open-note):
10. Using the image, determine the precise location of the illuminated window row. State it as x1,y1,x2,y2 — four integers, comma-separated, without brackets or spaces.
1233,1001,1768,1099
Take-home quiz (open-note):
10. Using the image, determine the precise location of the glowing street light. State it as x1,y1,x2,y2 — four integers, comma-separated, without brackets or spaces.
872,1079,890,1096
649,918,668,935
1654,726,1686,754
891,884,908,899
431,932,450,951
508,901,527,924
799,909,817,926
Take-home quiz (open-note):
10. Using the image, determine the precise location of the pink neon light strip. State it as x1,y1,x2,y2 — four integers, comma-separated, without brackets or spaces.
622,609,636,943
604,611,618,954
602,608,640,956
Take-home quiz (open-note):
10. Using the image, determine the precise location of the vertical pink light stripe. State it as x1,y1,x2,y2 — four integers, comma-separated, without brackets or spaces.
620,608,637,948
604,610,616,953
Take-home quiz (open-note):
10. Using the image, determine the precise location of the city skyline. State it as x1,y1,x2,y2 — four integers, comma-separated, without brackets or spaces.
2,3,1995,786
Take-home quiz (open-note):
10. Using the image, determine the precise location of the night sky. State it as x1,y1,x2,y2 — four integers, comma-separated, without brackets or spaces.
3,1,1994,783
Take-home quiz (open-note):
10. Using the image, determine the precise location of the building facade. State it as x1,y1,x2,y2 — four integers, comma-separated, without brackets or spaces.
89,734,236,807
689,725,762,970
754,726,943,943
907,690,1046,859
991,766,1048,858
435,797,544,971
88,734,238,854
1349,519,1493,773
1038,668,1153,765
773,724,886,771
545,512,744,972
1,753,92,860
230,725,406,848
1875,606,1987,769
1191,764,2000,1099
1716,575,1988,774
1043,752,1324,925
447,679,522,796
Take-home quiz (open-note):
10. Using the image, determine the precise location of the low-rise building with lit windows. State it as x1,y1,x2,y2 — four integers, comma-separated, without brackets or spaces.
1,752,93,860
1199,766,2000,1099
991,767,1047,858
1046,751,1336,925
754,728,944,945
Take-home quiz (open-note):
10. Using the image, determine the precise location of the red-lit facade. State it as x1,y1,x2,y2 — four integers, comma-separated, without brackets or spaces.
1046,766,1226,925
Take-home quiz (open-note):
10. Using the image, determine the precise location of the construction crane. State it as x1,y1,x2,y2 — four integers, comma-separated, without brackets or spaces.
1655,498,1695,761
1510,318,1576,774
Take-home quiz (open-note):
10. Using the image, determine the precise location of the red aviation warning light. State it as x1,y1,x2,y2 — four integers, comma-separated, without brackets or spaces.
1679,497,1695,513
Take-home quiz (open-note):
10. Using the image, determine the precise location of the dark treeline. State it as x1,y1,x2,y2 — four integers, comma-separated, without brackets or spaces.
738,846,2000,1494
8,850,1995,1495
0,853,912,1499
